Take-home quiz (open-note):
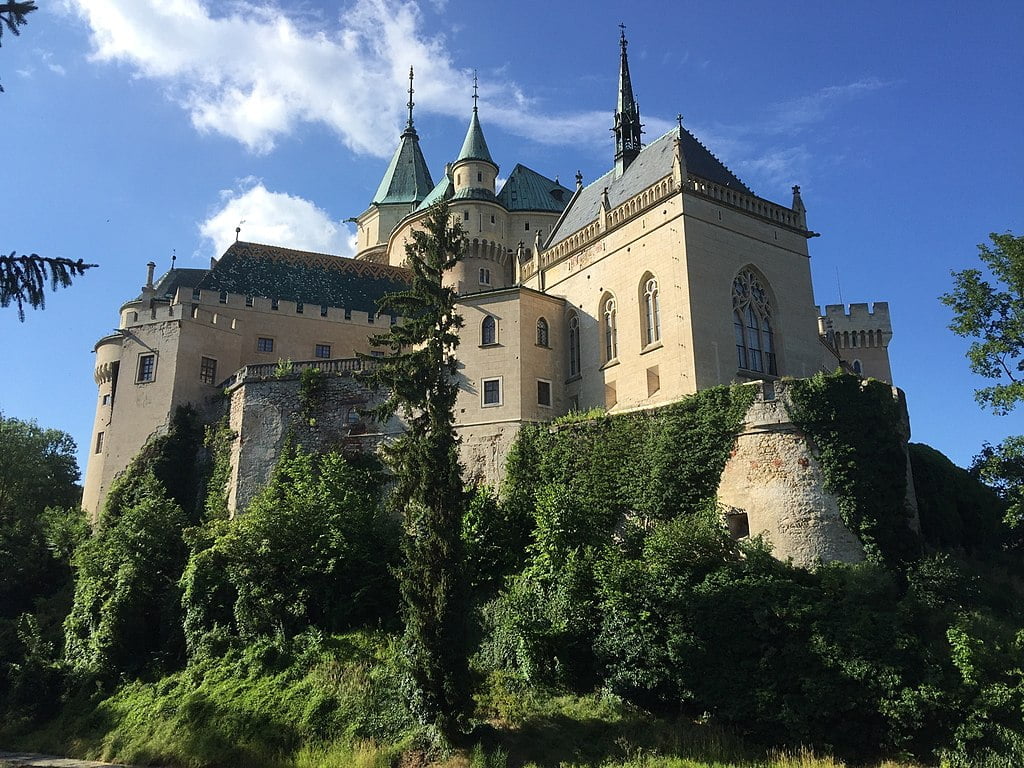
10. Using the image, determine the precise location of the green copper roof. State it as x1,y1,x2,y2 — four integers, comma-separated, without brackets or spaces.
497,164,573,213
456,108,496,167
372,131,435,206
196,241,411,315
416,175,453,211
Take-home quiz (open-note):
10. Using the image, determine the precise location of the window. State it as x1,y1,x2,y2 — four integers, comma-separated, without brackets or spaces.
490,214,495,224
344,308,352,321
537,380,552,407
479,267,491,285
463,210,470,221
102,393,111,406
370,350,385,358
536,317,549,347
642,275,661,346
368,312,375,324
136,353,156,383
271,298,279,311
219,290,227,304
477,172,482,182
192,287,201,301
296,301,304,314
732,269,777,375
852,359,863,375
245,295,254,307
525,221,530,231
315,344,331,359
602,294,617,362
95,432,104,454
482,377,502,406
390,314,398,326
200,356,217,384
481,315,497,345
346,408,360,425
320,304,328,317
257,337,274,353
568,312,581,377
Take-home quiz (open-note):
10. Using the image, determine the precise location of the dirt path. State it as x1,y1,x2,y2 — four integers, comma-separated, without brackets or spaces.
0,752,135,768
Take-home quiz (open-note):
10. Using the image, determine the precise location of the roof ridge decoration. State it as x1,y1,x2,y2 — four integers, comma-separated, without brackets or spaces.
455,71,497,168
372,67,435,206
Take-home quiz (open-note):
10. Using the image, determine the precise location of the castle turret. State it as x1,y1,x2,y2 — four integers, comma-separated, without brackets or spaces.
612,26,643,176
451,75,499,198
821,302,894,383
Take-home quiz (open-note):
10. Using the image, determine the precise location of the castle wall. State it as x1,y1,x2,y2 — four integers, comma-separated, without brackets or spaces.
681,194,823,388
822,302,893,383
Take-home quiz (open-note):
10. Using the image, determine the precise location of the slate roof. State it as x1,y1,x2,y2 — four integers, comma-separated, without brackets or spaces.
195,241,411,315
137,267,208,302
372,131,435,206
456,109,496,167
547,129,752,245
497,165,573,213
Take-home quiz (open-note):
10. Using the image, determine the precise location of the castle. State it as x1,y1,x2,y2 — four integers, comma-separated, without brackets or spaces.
82,32,899,565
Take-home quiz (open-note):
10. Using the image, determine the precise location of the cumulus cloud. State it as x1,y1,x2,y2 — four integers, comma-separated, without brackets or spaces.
199,180,356,258
63,0,610,155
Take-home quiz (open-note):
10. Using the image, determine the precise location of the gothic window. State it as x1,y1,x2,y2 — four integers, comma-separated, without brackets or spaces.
641,274,661,346
537,317,550,347
481,315,497,345
568,312,581,377
852,360,863,375
602,294,618,362
732,269,777,375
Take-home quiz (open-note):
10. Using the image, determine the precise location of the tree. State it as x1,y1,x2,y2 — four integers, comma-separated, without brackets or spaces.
0,1,38,93
361,201,471,745
1,252,98,321
941,232,1024,415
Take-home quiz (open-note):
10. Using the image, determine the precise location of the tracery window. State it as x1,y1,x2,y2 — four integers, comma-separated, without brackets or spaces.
568,312,581,377
481,315,497,345
602,294,618,362
536,317,549,347
732,269,777,375
641,275,661,346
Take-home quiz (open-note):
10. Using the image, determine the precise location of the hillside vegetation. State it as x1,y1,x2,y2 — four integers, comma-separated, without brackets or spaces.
1,376,1022,767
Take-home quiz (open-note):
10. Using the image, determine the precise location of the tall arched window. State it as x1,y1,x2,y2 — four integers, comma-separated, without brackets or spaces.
732,269,777,375
602,294,618,362
536,317,550,347
481,315,496,345
568,312,581,377
641,274,661,346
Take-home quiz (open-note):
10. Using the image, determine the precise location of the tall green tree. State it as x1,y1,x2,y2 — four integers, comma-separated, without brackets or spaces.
361,202,471,745
941,232,1023,415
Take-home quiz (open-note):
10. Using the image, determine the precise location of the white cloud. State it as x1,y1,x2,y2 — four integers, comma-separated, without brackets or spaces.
199,180,356,258
64,0,610,155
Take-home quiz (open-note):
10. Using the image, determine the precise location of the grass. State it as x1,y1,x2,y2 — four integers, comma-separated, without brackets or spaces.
1,632,927,768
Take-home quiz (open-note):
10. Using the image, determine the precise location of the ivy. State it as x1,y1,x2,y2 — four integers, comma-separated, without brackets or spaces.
786,372,921,566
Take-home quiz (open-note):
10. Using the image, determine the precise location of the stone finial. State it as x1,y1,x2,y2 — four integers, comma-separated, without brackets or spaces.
575,170,583,189
601,186,611,210
791,185,805,211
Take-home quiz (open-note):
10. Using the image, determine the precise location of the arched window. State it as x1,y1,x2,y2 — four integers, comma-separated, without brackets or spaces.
852,360,863,375
568,312,581,377
537,317,549,347
641,274,661,346
732,269,777,375
481,315,496,345
602,294,617,362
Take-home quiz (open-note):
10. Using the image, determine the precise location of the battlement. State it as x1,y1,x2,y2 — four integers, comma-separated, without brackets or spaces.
820,302,891,329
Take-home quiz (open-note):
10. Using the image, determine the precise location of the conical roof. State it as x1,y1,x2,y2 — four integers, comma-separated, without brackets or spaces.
455,108,496,167
372,131,435,206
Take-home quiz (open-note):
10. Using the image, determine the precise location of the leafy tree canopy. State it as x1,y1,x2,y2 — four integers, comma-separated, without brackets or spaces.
941,232,1024,415
0,413,80,523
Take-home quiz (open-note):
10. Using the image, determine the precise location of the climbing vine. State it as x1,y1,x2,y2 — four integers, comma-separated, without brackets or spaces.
786,372,920,565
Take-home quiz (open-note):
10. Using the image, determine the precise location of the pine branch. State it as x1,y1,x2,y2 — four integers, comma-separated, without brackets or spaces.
0,2,37,42
1,252,99,321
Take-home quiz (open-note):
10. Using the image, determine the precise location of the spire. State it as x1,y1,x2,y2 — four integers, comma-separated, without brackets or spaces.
612,24,643,175
403,65,416,137
372,68,435,206
455,72,496,168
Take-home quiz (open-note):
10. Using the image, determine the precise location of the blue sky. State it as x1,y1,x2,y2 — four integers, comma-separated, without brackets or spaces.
2,0,1021,478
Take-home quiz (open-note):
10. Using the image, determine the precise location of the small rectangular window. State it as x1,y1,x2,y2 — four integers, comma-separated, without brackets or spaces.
368,313,375,324
200,356,217,384
95,431,104,454
344,308,352,321
490,215,495,224
136,353,156,383
537,380,552,408
102,393,111,406
463,211,470,221
320,304,328,317
257,337,274,353
315,344,331,359
219,290,227,304
479,268,491,285
192,288,201,301
296,301,304,314
477,172,482,182
245,295,254,307
271,298,279,311
370,350,385,358
525,221,530,231
482,377,502,407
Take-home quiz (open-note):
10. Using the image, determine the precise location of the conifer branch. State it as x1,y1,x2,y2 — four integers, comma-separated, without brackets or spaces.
1,252,98,321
